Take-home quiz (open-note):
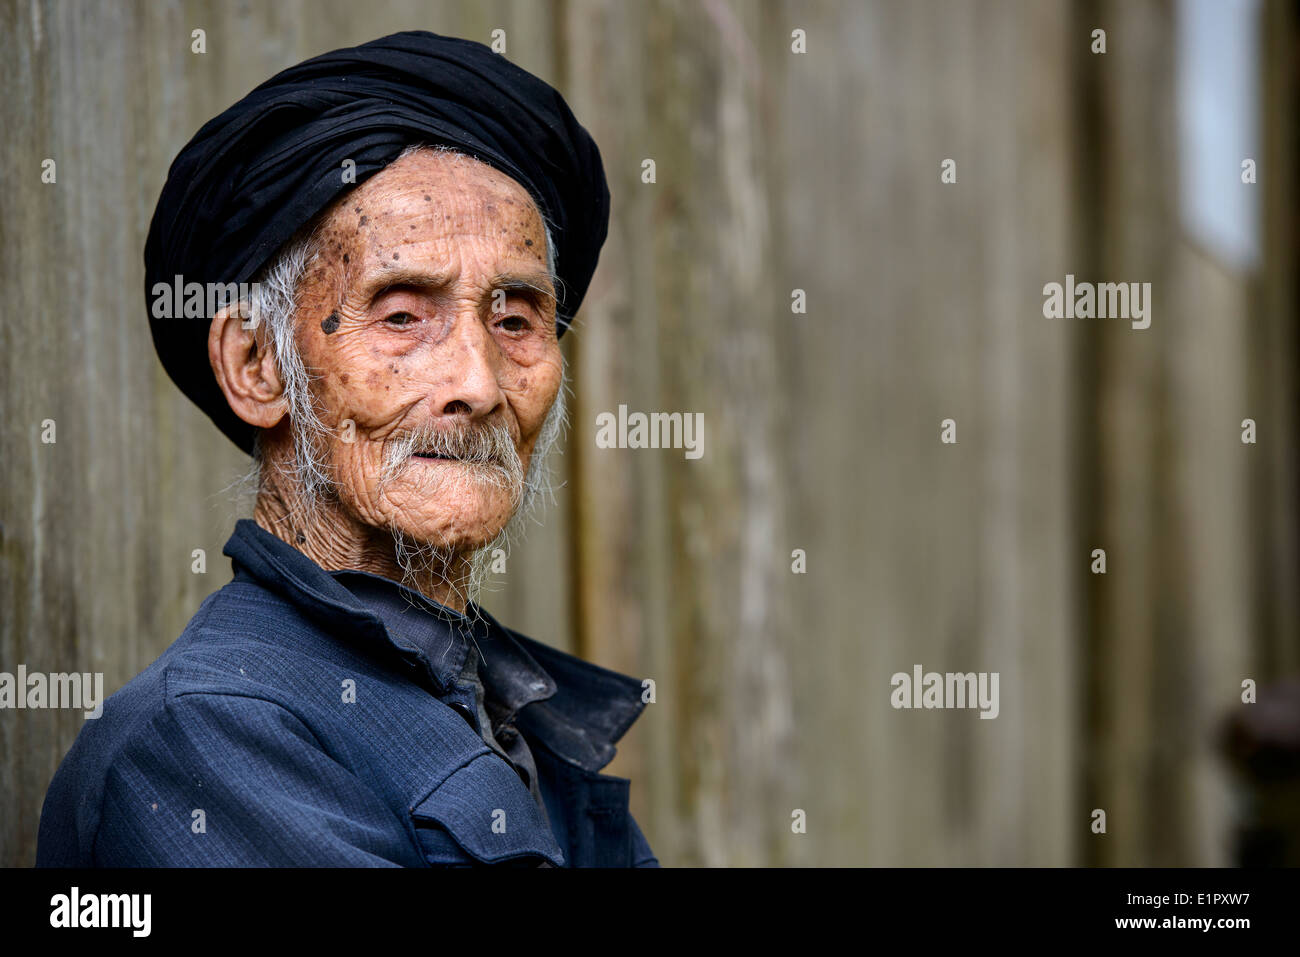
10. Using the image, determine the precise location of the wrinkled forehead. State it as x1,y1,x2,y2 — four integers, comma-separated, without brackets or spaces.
294,148,556,313
326,148,547,246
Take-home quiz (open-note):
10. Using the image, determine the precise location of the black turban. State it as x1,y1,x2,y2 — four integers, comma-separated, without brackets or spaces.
144,30,610,454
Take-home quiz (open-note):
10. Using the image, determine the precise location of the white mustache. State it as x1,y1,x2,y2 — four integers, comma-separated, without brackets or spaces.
380,422,524,493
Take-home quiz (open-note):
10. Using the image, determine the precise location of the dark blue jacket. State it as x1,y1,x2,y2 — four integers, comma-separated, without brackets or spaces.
36,519,658,867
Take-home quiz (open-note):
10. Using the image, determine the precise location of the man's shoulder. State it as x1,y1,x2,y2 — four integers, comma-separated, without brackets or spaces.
76,573,411,753
75,578,354,720
161,576,375,694
36,575,498,866
35,579,367,865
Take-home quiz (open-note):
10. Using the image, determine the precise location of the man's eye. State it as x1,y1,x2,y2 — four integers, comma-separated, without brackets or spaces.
497,315,531,333
385,312,417,326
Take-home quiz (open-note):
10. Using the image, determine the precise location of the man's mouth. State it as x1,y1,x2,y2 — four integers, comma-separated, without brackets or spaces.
411,452,502,466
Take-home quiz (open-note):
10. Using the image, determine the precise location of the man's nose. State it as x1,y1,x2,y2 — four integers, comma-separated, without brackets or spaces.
434,314,504,418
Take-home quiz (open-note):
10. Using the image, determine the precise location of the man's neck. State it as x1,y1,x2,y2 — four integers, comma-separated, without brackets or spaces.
251,458,472,613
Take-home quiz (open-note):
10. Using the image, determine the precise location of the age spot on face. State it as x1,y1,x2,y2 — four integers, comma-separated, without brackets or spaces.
321,312,341,334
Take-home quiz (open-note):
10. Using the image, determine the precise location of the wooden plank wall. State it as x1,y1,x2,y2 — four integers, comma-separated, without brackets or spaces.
0,0,1293,867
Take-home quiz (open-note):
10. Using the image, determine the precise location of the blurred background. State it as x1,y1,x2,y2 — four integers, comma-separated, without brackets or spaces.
2,0,1298,867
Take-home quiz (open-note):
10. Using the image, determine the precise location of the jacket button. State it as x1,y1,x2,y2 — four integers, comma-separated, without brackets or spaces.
450,701,477,729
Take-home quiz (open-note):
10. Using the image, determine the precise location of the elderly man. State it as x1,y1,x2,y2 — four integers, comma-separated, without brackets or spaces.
36,31,656,867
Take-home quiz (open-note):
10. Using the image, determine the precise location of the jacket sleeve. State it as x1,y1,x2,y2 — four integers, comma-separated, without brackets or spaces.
630,812,660,867
92,691,420,866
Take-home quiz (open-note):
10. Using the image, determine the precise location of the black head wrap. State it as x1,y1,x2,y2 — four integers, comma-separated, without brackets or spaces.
144,30,609,454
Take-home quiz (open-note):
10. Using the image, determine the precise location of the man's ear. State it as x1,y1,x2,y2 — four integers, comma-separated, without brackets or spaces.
208,302,289,430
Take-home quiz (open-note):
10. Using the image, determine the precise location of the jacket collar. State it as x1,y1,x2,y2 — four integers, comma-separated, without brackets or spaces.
222,519,646,773
325,566,558,728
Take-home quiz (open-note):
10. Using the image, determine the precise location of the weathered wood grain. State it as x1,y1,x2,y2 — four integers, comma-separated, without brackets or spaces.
1,0,1292,868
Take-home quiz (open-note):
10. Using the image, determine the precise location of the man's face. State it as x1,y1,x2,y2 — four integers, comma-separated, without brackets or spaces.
288,149,563,552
